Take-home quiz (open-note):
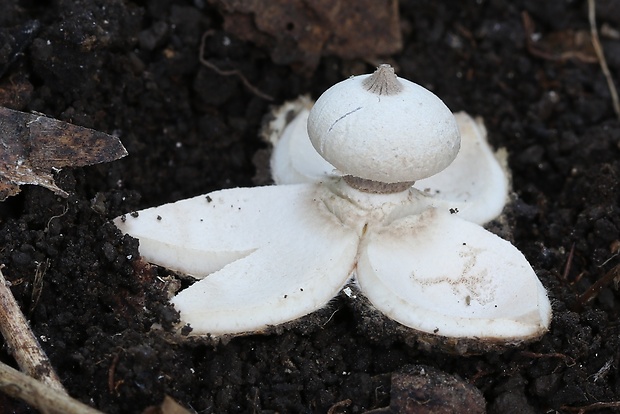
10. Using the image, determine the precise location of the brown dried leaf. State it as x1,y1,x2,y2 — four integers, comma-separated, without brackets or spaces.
142,396,192,414
212,0,402,74
0,107,127,201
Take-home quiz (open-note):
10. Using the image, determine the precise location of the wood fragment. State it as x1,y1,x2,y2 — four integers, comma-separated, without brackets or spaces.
142,395,192,414
588,0,620,120
107,352,121,394
562,243,576,281
519,351,576,367
562,401,620,414
29,258,49,316
0,267,65,393
0,360,102,414
578,263,620,306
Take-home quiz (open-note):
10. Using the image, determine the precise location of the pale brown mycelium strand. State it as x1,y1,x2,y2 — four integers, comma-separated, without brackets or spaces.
362,64,404,96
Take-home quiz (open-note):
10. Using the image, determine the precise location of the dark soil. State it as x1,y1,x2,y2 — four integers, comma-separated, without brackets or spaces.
1,0,619,413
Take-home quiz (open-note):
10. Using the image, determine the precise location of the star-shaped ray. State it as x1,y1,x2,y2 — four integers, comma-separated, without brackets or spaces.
115,184,360,335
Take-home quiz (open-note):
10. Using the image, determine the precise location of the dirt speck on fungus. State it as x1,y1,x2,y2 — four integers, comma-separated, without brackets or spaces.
0,1,619,413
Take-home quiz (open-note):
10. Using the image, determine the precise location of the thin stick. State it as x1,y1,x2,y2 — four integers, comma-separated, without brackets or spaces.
199,31,274,101
562,401,620,413
0,360,102,414
562,243,576,281
588,0,620,119
327,399,352,414
0,267,65,393
578,263,620,305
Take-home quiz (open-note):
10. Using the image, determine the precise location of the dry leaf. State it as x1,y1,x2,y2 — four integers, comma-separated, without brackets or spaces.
0,106,127,201
142,396,192,414
211,0,402,74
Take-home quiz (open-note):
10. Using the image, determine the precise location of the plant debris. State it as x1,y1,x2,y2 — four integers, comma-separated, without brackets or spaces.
142,395,192,414
366,365,486,414
0,107,127,201
522,11,597,63
211,0,402,74
0,267,64,392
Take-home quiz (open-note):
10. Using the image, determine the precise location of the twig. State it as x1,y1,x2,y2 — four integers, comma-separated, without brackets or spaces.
143,396,192,414
588,0,620,120
29,258,49,317
562,401,620,413
321,308,340,327
578,263,620,305
327,399,352,414
0,360,102,414
199,31,273,101
562,243,576,281
0,267,65,393
522,11,598,63
108,352,121,394
519,351,576,367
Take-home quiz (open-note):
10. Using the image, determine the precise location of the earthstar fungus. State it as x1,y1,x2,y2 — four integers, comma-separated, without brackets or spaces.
115,65,551,347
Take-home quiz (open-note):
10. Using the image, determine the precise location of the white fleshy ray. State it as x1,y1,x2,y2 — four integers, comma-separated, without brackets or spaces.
269,99,339,185
114,184,360,335
416,113,509,224
268,106,508,224
114,178,551,342
357,208,552,340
